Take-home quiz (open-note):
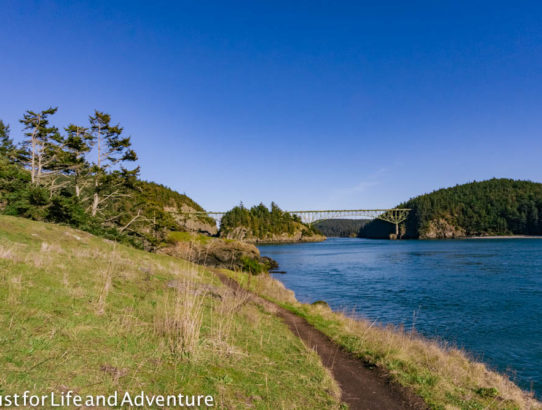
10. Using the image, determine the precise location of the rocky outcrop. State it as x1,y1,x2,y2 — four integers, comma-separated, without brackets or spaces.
421,218,466,239
221,225,325,244
164,205,218,236
251,232,326,244
175,215,218,236
159,232,275,272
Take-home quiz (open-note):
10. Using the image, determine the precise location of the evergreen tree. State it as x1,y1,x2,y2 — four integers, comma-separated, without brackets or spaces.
19,107,64,186
0,120,18,161
63,124,93,198
88,111,138,216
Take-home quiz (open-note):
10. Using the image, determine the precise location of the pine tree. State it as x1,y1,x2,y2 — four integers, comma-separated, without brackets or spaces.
88,111,138,217
19,107,63,185
64,124,94,198
0,120,18,161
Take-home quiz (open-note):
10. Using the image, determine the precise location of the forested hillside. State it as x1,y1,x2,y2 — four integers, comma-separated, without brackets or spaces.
220,202,324,243
361,179,542,239
0,108,214,249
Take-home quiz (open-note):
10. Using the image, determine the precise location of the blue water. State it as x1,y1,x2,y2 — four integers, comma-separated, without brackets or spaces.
258,238,542,395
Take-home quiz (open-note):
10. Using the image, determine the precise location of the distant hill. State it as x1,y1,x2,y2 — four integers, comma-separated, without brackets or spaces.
220,202,325,243
314,219,369,237
361,179,542,239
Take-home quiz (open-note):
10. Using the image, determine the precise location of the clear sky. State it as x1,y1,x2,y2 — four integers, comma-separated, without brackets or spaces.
1,1,541,211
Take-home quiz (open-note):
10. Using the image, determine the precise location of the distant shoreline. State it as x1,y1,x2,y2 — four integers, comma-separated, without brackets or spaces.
465,235,542,239
248,235,327,245
275,235,542,241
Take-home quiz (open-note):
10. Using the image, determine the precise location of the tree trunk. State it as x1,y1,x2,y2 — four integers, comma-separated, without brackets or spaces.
31,138,36,184
91,191,99,217
30,116,40,184
91,125,102,217
37,147,42,185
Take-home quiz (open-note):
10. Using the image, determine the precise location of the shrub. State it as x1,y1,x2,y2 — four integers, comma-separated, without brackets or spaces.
240,256,265,275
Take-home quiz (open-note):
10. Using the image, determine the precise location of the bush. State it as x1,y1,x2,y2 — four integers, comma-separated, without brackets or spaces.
475,387,499,398
240,256,265,275
47,195,87,226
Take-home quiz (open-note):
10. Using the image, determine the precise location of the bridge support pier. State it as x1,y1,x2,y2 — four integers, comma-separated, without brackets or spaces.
378,209,410,240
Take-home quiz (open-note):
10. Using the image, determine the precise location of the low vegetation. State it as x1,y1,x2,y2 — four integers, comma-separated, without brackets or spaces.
0,215,342,408
222,269,541,409
362,179,542,239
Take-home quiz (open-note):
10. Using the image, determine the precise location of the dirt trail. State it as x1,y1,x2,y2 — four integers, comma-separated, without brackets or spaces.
212,270,427,410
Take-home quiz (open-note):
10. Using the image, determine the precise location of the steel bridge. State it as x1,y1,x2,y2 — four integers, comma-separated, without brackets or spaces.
187,208,411,235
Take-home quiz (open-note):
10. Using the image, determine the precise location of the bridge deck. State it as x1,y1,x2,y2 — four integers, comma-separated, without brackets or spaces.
185,208,411,228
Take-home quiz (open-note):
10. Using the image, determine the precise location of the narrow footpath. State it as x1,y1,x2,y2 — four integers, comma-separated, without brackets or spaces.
212,269,427,410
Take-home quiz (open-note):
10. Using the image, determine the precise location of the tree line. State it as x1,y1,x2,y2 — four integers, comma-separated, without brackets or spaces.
0,107,210,248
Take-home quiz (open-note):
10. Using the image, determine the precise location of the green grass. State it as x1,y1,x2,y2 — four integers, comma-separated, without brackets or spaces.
0,215,342,409
167,231,212,245
222,269,542,410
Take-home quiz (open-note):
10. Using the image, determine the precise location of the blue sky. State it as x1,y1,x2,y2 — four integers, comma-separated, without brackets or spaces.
1,1,541,211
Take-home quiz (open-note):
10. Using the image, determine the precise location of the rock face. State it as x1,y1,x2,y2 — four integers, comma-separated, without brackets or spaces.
221,226,325,244
176,214,218,236
422,218,466,239
159,233,274,272
163,205,217,236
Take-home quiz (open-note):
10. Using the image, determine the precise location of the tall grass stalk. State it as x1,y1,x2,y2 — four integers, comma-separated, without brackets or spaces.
155,277,205,360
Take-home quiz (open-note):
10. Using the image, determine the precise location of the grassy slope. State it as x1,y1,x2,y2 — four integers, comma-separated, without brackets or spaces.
0,215,341,409
222,270,542,410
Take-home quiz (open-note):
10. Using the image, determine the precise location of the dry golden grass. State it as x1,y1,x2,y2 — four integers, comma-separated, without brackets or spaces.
153,270,206,360
327,310,539,409
7,274,22,305
0,244,15,259
96,258,114,315
213,289,250,342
